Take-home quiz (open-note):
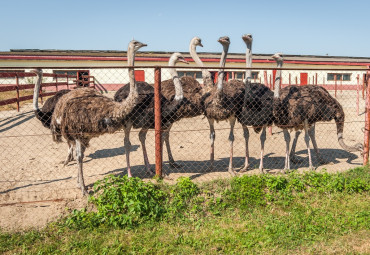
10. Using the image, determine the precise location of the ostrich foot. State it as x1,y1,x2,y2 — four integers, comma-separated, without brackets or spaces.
308,165,316,171
239,164,250,173
228,167,237,176
280,169,288,174
145,168,155,176
169,161,182,169
81,186,89,196
290,155,303,164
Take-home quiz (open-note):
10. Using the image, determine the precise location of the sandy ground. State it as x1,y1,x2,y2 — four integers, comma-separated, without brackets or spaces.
0,90,365,230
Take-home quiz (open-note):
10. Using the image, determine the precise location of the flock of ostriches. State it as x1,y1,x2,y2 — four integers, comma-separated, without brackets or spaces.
31,35,363,195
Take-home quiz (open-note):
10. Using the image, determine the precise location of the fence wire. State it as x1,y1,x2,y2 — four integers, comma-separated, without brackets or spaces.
0,66,367,203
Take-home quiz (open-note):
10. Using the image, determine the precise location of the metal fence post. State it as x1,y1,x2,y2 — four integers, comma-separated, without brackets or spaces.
154,66,162,177
15,74,19,112
363,71,370,165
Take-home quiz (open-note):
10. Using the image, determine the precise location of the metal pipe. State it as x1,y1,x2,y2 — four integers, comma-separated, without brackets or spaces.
154,66,162,178
363,72,370,165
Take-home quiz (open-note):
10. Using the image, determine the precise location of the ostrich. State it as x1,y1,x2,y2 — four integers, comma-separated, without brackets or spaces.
272,53,363,171
31,69,75,164
201,36,245,175
50,40,146,195
160,37,210,169
235,34,274,174
114,52,188,177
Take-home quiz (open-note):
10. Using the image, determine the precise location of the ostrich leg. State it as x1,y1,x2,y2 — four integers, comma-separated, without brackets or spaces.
124,123,133,177
228,115,237,176
308,125,329,165
163,126,181,168
63,142,75,166
239,126,250,172
208,118,216,171
75,139,88,196
289,130,303,164
303,120,314,170
139,128,155,175
282,129,291,173
259,126,267,174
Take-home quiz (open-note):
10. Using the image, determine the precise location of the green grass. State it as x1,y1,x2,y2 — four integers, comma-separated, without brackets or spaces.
1,167,369,254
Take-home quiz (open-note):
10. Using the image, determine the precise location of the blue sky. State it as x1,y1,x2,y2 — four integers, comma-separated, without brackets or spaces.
1,0,369,57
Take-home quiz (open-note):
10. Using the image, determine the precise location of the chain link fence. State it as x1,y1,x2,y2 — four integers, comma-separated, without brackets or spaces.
0,66,367,203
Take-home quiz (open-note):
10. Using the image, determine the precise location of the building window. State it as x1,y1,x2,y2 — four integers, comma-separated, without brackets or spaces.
53,70,78,76
235,72,244,80
178,71,202,79
252,72,259,79
327,73,351,81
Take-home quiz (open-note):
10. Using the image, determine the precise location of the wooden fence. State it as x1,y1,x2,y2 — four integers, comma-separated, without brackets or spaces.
0,72,95,111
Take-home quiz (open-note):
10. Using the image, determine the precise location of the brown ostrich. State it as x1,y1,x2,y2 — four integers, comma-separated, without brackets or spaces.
235,34,274,174
160,37,209,168
31,69,75,164
272,53,363,171
201,36,245,175
114,52,188,177
50,40,146,195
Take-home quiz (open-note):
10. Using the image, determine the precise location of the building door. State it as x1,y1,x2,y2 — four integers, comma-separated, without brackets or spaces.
135,70,145,82
300,73,308,86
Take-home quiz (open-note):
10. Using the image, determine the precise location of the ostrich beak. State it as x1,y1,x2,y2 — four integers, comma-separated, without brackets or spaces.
199,42,203,47
179,58,189,64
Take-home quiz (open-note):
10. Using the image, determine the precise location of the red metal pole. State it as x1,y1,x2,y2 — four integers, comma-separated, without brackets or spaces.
264,71,268,87
289,73,291,85
315,73,318,85
340,75,343,93
295,76,298,85
363,74,370,165
357,74,360,116
334,75,337,98
16,75,19,112
154,67,162,178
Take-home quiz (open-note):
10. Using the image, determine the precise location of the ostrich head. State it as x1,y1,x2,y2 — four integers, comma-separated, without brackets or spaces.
128,40,147,53
170,52,189,65
30,68,43,75
242,34,253,44
218,36,230,46
271,53,284,62
191,37,203,47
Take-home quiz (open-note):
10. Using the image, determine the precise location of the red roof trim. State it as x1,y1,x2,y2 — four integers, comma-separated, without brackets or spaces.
0,55,370,66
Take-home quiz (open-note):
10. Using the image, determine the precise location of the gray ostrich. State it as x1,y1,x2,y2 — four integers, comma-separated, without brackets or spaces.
201,36,246,175
235,34,274,174
160,37,210,169
272,53,363,171
114,52,188,177
50,40,146,195
31,69,74,164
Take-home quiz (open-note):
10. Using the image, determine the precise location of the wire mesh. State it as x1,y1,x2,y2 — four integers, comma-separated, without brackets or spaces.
0,66,366,204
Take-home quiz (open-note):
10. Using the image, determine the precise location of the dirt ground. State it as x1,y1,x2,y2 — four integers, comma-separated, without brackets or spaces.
0,90,365,230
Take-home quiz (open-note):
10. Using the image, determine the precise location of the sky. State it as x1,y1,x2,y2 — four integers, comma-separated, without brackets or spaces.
1,0,369,57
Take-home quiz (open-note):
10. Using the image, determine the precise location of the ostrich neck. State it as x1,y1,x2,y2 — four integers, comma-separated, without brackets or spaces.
273,61,282,98
217,44,229,92
245,41,252,83
169,59,183,101
189,44,212,86
32,72,42,110
127,48,136,92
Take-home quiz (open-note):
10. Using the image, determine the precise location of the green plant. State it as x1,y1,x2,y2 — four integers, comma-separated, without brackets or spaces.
66,175,167,229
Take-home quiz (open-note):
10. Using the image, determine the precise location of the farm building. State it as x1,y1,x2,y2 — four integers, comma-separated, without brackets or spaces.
1,49,370,91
